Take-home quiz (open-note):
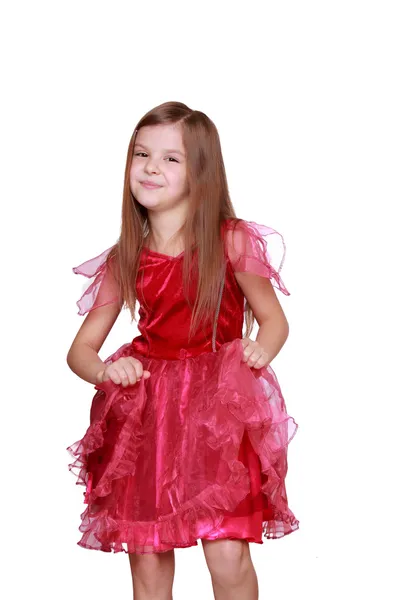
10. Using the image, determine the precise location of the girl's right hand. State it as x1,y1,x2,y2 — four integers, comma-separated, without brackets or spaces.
96,357,151,387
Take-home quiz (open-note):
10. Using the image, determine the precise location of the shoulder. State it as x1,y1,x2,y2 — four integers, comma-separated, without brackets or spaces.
222,217,248,233
221,217,290,296
221,218,250,246
73,244,122,316
222,218,261,258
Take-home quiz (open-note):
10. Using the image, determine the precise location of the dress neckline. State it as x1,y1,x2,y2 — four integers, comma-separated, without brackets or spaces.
142,242,201,260
143,247,185,260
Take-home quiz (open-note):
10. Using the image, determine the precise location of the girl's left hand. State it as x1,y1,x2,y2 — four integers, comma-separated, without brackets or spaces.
240,337,269,369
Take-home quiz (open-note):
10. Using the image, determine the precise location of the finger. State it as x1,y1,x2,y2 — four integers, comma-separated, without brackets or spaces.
118,365,135,387
125,356,143,379
252,352,269,369
246,350,262,366
130,357,149,383
251,358,264,369
108,367,123,385
241,337,251,349
245,345,264,365
242,344,257,362
120,359,139,385
132,358,144,379
108,363,129,385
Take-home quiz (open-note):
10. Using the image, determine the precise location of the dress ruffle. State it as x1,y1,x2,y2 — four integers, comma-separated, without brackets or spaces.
73,246,120,315
73,219,290,317
224,219,290,295
67,338,299,554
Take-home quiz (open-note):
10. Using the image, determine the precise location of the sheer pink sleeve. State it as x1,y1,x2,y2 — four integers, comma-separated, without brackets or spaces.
224,220,290,296
73,246,121,315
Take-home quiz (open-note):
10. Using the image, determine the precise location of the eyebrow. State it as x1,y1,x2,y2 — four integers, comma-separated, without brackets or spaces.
134,143,185,157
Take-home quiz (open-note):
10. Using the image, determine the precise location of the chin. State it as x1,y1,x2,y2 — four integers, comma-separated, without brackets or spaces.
136,198,158,208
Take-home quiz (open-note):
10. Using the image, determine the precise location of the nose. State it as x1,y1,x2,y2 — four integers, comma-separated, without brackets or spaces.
144,156,160,175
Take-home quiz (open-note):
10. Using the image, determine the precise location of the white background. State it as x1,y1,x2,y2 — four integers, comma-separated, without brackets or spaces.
1,1,399,598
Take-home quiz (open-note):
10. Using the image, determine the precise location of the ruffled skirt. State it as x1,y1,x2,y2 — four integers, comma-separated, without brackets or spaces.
67,338,299,554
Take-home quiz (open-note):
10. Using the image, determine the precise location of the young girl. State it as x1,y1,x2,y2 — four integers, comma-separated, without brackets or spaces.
67,101,299,600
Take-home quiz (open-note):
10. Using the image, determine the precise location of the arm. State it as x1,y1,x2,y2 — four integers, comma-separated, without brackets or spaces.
66,300,122,385
68,245,123,384
234,271,289,366
223,218,290,367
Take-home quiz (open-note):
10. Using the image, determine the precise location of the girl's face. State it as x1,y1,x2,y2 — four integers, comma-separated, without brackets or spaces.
130,123,189,212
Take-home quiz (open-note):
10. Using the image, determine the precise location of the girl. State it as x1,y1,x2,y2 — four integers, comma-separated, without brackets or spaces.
66,101,299,600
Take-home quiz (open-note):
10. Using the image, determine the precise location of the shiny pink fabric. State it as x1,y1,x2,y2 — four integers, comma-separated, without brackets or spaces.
73,247,121,315
67,219,299,554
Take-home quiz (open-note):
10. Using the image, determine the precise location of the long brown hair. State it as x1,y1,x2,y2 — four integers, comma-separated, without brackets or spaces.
106,101,255,341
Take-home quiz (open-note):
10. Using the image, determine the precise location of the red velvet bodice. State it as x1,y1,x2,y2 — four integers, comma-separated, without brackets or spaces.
130,248,245,360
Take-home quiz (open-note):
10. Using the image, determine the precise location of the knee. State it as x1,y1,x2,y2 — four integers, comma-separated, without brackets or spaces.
129,551,174,595
202,539,252,587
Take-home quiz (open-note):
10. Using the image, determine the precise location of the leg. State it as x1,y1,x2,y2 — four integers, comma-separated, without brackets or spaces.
201,538,259,600
128,549,175,600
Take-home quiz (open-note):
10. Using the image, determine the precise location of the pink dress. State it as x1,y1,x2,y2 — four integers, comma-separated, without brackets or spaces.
67,218,299,554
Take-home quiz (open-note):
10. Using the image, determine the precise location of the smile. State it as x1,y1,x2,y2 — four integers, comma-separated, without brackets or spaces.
141,182,162,189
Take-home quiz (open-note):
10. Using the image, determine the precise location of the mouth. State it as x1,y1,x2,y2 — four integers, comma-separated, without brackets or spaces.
141,181,162,189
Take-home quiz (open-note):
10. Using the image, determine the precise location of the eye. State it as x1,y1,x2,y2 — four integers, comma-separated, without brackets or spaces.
134,152,178,163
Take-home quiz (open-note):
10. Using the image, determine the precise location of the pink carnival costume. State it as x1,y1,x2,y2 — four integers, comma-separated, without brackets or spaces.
67,219,299,554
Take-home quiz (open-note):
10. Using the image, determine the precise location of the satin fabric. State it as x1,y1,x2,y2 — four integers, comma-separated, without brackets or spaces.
67,219,299,554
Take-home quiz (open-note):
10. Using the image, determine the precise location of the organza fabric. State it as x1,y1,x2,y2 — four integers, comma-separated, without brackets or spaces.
67,219,299,554
73,247,121,316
